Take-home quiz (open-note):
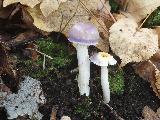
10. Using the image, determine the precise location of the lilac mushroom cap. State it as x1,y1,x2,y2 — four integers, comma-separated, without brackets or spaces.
68,22,100,45
90,52,117,66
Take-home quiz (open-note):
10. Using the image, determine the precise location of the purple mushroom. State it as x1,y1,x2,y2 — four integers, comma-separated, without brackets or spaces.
68,22,100,96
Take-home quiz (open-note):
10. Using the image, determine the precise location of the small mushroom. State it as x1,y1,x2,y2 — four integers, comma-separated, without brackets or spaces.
68,22,100,96
90,52,117,103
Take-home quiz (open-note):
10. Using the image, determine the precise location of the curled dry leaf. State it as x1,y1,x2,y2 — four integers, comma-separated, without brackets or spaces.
123,0,160,22
109,18,158,66
134,50,160,99
3,0,40,8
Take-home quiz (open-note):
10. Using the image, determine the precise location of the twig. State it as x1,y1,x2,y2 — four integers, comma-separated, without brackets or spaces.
148,60,157,69
105,103,124,120
26,48,53,70
79,0,108,33
43,55,46,70
137,12,152,30
60,0,80,32
26,48,53,59
133,11,153,36
99,0,116,23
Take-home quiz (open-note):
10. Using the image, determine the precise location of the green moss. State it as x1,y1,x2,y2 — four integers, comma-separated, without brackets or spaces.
74,97,92,119
109,69,125,94
18,37,73,79
109,0,120,12
36,38,72,68
144,7,160,27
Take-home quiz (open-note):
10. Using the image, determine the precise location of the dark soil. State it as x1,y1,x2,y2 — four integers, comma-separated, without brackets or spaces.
39,64,160,120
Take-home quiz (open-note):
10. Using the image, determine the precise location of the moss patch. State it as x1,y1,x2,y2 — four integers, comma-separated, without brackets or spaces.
17,38,73,79
109,69,125,94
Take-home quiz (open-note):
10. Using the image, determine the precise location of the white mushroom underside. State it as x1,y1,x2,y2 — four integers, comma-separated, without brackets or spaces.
76,44,90,96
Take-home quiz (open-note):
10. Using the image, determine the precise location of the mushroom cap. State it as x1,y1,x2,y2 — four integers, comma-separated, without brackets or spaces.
90,52,117,66
68,22,100,45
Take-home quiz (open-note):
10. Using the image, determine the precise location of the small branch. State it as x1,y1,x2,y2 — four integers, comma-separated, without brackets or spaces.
79,0,108,33
99,0,116,23
105,103,124,120
43,55,46,70
148,60,157,70
26,48,53,59
137,12,152,30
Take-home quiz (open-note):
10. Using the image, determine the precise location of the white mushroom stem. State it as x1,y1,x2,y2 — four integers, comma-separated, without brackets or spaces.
76,44,90,96
101,66,110,103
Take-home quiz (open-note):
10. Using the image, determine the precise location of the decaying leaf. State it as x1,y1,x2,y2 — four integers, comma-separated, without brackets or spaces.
0,44,15,77
142,106,160,120
8,30,40,47
0,3,15,19
23,43,39,61
123,0,160,22
155,68,160,97
134,50,160,98
26,0,102,32
26,0,110,51
50,105,58,120
3,0,40,8
109,18,158,66
40,0,67,17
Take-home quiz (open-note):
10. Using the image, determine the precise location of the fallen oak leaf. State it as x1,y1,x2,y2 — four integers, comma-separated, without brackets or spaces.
26,0,103,33
26,0,109,51
40,0,67,17
109,18,158,66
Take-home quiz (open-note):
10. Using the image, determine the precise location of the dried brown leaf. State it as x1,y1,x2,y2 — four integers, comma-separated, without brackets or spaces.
50,105,58,120
134,50,160,99
8,30,39,46
24,43,39,61
0,44,16,80
26,0,110,51
123,0,160,22
26,0,101,32
40,0,67,17
0,4,15,19
142,106,160,120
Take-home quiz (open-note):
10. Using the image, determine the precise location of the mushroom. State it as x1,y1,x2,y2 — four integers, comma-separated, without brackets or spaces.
68,22,100,96
90,52,117,103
